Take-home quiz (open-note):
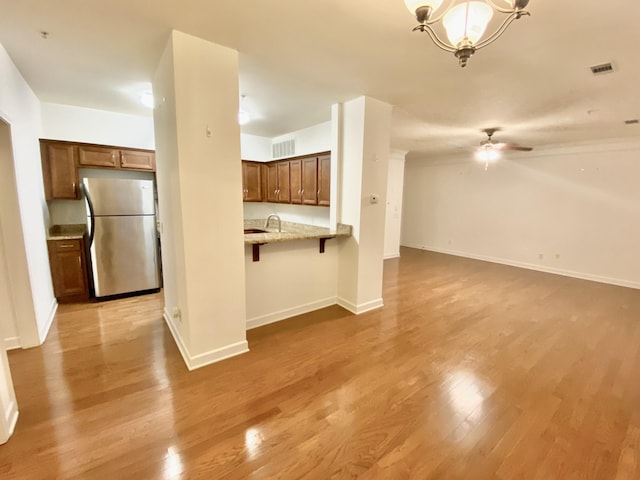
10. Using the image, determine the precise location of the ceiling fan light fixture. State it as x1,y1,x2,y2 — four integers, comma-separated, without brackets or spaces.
476,145,500,163
403,0,531,67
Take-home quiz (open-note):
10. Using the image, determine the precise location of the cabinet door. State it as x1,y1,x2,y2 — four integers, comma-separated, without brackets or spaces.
301,157,318,205
78,145,119,168
289,159,302,204
276,161,290,203
41,141,79,200
318,155,331,206
48,239,88,300
265,163,278,203
243,161,263,202
120,150,155,171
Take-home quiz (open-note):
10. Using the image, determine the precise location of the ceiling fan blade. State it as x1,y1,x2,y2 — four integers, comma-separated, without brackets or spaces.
494,143,533,152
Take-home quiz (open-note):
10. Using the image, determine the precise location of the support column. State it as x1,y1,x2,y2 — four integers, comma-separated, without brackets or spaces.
153,31,247,370
335,96,392,314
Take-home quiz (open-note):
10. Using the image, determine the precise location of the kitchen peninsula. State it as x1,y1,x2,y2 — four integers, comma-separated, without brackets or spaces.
244,218,352,330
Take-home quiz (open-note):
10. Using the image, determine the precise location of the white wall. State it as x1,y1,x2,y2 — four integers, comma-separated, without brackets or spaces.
402,139,640,289
0,214,19,443
41,102,155,149
272,121,331,158
245,240,338,329
337,96,392,314
0,44,55,347
154,31,247,370
241,133,271,161
384,150,407,259
243,203,330,227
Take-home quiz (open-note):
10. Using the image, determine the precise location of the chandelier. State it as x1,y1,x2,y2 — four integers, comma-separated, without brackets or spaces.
404,0,531,67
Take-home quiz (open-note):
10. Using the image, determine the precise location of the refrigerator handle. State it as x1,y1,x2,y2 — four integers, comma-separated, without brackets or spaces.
82,183,96,247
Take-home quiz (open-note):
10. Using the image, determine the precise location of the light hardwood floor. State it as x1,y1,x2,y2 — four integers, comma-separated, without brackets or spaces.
2,248,640,479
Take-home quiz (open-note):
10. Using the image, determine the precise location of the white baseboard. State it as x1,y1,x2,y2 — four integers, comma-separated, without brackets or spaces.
38,298,58,345
0,400,18,445
247,297,338,330
3,337,20,350
337,297,384,315
402,244,640,290
187,341,249,371
384,252,400,260
163,308,249,371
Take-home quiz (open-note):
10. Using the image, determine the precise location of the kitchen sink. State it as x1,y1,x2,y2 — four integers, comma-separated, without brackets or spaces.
244,228,267,234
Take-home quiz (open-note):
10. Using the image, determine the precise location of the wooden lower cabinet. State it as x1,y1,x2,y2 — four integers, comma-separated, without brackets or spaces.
47,238,89,302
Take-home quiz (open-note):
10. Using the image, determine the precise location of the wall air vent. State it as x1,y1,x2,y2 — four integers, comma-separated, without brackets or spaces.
590,62,614,75
624,119,639,125
272,139,295,159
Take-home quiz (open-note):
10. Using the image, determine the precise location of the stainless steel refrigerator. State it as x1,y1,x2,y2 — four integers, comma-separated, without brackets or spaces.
83,178,160,298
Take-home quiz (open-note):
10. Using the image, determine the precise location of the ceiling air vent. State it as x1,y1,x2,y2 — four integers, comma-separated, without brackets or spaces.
272,139,295,159
590,62,614,75
625,119,639,125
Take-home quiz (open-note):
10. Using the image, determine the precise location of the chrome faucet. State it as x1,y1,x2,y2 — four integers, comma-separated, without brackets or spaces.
264,214,282,232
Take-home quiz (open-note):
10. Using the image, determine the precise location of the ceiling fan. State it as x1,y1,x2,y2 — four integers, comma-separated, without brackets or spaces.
476,128,533,170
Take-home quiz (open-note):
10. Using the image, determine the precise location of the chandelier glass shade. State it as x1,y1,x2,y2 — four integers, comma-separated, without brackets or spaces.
404,0,531,67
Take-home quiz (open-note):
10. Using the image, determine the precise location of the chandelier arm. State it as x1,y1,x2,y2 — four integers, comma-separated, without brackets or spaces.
423,0,458,25
474,10,529,50
484,0,518,15
420,25,457,53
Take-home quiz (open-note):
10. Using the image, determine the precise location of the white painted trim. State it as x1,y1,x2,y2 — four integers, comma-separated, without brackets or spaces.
187,341,249,371
163,308,249,371
247,297,337,330
38,298,58,345
402,244,640,290
0,400,18,445
337,297,384,315
3,337,20,350
384,253,400,260
163,308,191,369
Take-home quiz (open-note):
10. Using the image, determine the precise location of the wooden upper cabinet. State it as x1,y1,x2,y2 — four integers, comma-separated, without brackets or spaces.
120,150,155,171
41,140,80,200
240,151,329,206
242,161,263,202
265,163,278,203
78,145,119,168
276,161,290,203
289,159,302,204
318,154,331,206
301,157,318,205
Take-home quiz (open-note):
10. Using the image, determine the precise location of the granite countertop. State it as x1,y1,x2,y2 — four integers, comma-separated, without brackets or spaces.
243,219,351,245
47,224,86,240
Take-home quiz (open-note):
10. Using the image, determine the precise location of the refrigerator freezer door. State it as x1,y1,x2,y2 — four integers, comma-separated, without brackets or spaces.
83,178,155,216
91,215,159,297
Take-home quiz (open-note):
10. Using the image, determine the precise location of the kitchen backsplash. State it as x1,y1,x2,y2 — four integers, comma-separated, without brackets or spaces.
243,202,330,227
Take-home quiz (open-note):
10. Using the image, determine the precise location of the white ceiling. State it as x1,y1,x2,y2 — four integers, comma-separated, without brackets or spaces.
0,0,638,157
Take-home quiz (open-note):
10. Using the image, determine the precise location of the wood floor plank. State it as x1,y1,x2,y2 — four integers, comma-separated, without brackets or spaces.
2,247,640,479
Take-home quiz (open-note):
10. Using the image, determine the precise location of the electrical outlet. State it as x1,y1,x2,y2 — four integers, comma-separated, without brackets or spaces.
555,253,561,259
172,307,182,323
538,253,544,260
